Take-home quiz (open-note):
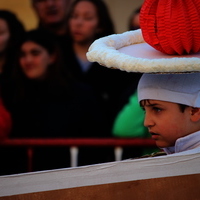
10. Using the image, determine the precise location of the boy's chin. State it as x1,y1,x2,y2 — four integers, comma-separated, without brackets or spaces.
155,141,174,149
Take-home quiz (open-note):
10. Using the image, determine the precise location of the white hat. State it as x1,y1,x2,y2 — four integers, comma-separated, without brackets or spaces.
138,73,200,107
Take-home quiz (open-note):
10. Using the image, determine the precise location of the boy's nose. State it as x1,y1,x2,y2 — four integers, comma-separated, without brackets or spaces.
144,113,155,128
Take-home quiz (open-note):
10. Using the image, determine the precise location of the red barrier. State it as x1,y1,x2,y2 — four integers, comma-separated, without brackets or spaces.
0,138,156,172
0,138,156,147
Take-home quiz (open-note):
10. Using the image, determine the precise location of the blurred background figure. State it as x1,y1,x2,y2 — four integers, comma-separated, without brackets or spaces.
1,29,106,174
31,0,72,36
9,29,105,139
66,0,115,135
0,10,25,96
31,0,73,66
0,9,25,140
0,10,25,175
64,0,133,166
128,6,141,31
66,0,140,136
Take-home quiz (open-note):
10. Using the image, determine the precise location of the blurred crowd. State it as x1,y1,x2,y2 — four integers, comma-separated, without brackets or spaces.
0,0,156,175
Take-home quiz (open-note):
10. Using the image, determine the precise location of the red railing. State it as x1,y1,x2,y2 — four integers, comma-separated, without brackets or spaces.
0,138,156,172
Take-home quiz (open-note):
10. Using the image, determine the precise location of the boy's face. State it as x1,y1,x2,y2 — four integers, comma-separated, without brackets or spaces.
141,100,199,148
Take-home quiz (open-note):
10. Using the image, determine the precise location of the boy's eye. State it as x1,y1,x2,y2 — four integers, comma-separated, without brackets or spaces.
152,107,162,112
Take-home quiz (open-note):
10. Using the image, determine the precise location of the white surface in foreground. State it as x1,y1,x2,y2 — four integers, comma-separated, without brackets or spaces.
0,148,200,197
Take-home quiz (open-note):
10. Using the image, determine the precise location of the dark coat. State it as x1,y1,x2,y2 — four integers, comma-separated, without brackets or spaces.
65,43,143,131
9,79,106,138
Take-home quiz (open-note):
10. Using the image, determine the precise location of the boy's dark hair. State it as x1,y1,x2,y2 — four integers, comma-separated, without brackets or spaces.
140,99,189,113
178,104,189,112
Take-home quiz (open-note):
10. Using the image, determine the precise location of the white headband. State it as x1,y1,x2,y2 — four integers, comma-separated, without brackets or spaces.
138,73,200,107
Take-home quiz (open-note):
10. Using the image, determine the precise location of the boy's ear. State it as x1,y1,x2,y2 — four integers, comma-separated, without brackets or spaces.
190,107,200,122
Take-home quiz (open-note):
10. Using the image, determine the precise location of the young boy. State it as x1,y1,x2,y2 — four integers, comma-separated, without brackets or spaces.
138,72,200,155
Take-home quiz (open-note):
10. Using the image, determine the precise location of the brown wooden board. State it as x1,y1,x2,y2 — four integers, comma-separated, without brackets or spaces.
1,174,200,200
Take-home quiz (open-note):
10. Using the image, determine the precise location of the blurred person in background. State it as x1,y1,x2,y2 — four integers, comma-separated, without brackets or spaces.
66,0,140,136
128,6,141,31
64,0,143,166
66,0,115,136
0,10,25,140
31,0,73,66
1,29,106,174
10,29,104,139
0,10,25,174
31,0,72,36
0,10,25,80
0,10,25,103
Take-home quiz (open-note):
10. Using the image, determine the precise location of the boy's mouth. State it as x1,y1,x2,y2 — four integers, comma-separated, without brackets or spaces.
149,132,160,140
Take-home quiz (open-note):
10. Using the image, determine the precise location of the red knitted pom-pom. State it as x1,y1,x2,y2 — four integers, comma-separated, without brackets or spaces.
140,0,200,55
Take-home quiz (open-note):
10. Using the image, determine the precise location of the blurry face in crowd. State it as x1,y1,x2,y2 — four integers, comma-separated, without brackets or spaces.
131,13,140,30
32,0,71,26
0,18,10,53
69,1,99,44
20,41,55,80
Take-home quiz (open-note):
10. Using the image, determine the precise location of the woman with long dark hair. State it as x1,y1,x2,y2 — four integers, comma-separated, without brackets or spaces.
10,29,104,138
65,0,138,136
1,29,106,174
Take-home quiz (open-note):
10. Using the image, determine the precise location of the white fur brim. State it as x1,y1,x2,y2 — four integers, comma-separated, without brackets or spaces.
86,29,200,73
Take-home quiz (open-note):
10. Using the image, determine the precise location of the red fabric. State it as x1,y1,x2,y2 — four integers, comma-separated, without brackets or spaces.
0,98,12,140
140,0,200,55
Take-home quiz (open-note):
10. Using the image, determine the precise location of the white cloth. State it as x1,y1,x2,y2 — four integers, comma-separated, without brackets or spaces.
163,130,200,154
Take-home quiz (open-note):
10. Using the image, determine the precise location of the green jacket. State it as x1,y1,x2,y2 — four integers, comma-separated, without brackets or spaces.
113,91,149,138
